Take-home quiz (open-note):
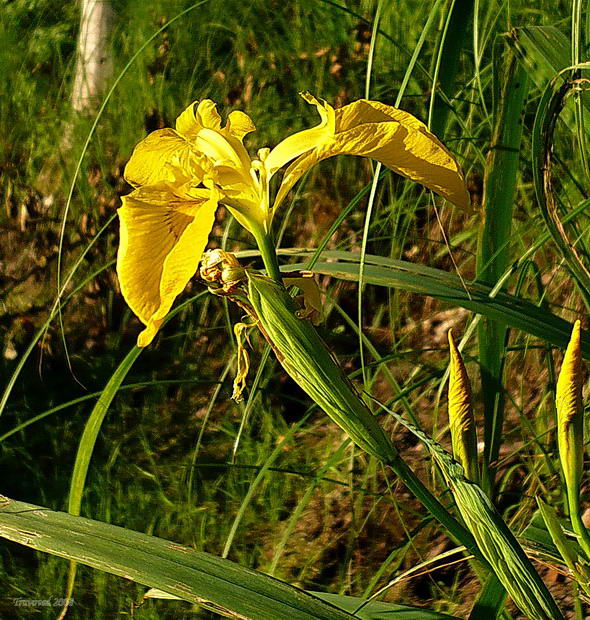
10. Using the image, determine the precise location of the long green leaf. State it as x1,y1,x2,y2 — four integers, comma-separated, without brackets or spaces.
310,592,461,619
67,346,142,516
0,495,352,620
145,588,462,619
476,47,529,495
278,252,590,358
429,0,474,136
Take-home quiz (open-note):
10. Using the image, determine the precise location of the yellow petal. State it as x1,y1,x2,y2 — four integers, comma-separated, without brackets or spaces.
283,275,323,325
117,184,218,346
265,93,335,176
176,99,238,141
273,98,470,211
124,129,199,188
225,110,256,142
232,320,256,401
175,101,200,140
196,127,246,169
196,99,222,130
174,100,260,225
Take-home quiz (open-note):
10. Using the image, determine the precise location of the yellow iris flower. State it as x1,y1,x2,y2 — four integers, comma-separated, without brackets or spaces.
117,93,470,346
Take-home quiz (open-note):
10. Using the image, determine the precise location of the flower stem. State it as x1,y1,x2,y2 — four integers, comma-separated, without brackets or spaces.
253,227,283,285
568,494,590,561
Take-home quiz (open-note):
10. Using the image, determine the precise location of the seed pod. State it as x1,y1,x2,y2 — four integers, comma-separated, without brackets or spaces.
447,331,479,483
245,271,397,463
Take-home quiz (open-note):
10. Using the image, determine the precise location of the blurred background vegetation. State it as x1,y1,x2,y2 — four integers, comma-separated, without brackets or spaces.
0,0,587,617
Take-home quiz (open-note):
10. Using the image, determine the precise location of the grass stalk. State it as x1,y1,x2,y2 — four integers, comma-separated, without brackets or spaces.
531,62,590,310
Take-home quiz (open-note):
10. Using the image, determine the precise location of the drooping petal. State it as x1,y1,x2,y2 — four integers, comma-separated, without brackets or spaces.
117,184,218,347
124,129,200,188
264,93,335,177
273,98,470,211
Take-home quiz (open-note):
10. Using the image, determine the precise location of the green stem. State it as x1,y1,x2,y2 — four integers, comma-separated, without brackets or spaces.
253,226,283,284
568,494,590,561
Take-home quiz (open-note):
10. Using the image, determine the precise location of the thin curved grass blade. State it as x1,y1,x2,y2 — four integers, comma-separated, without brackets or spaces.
532,73,590,307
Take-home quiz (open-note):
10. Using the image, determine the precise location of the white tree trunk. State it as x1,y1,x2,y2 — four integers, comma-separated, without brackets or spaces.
71,0,114,112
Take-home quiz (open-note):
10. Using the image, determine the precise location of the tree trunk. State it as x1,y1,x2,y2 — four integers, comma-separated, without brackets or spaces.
71,0,114,112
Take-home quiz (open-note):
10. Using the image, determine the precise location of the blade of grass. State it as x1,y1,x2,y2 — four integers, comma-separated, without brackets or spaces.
268,441,350,576
357,0,443,387
221,404,314,560
468,572,507,620
0,379,218,444
63,291,207,609
358,0,384,388
0,212,117,418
